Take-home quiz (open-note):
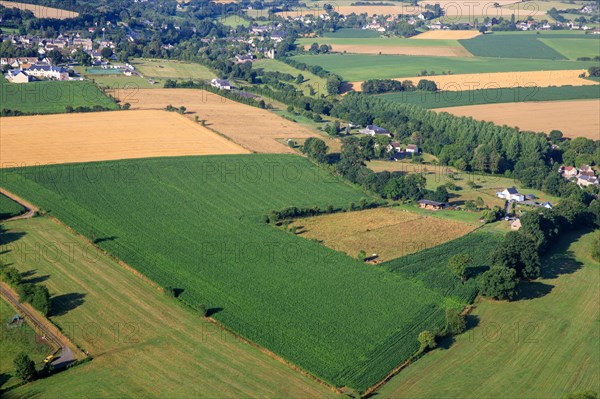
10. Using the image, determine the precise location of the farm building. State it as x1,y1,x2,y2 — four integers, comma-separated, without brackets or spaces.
387,141,403,153
235,54,256,63
559,165,579,178
210,78,233,90
359,125,391,137
496,187,525,202
418,199,446,210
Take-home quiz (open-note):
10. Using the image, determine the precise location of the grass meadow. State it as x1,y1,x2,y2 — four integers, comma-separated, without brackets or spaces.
0,78,119,114
379,229,600,398
0,298,51,390
0,217,336,398
0,154,490,391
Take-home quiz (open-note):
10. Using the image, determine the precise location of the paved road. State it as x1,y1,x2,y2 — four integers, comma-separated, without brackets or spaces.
0,284,75,369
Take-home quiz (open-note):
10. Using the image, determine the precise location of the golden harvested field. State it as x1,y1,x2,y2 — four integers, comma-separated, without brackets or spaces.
322,44,472,57
0,110,248,167
290,207,477,262
110,88,321,153
411,30,481,40
435,100,600,139
0,1,78,19
351,69,597,91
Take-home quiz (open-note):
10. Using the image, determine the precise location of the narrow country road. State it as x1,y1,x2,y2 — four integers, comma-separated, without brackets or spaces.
0,188,39,221
0,284,77,369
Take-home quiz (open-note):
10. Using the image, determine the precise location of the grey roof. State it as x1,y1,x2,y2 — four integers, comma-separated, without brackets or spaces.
506,187,520,194
365,125,389,134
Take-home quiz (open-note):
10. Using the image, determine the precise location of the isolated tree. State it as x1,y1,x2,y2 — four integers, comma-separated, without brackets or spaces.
549,130,563,143
479,266,519,300
30,285,51,316
444,308,466,335
178,106,186,114
563,390,599,399
357,250,367,261
198,304,208,317
164,286,176,298
14,352,36,381
491,232,541,280
100,47,113,59
295,74,304,84
417,330,436,352
302,137,328,164
448,253,472,283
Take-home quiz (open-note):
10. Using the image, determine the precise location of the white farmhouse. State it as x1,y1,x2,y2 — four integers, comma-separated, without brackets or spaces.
210,78,233,90
496,187,525,202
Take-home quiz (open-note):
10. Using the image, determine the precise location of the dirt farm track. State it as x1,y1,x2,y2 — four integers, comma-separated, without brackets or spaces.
0,110,249,167
435,100,600,139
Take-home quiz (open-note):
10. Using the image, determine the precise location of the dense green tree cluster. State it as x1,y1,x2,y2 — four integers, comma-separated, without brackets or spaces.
361,79,415,94
332,94,600,190
0,263,52,316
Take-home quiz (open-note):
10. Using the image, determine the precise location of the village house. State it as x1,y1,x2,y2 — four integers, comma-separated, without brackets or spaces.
496,187,525,202
235,54,256,63
210,78,233,90
24,64,69,80
406,144,419,154
6,69,31,83
418,199,447,210
510,219,522,230
559,165,579,178
359,125,391,137
1,57,38,67
387,141,403,153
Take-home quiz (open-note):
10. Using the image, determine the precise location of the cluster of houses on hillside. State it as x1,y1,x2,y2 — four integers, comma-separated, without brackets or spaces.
559,165,599,187
355,124,420,158
5,63,69,83
2,33,96,55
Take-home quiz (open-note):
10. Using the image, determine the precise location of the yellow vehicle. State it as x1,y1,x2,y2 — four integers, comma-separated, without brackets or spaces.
43,354,55,364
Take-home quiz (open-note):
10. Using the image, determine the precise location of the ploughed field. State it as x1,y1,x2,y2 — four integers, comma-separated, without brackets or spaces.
1,154,498,391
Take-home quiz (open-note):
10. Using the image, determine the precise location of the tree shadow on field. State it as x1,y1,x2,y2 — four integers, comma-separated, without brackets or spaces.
22,270,50,284
466,265,489,279
173,288,185,298
0,373,10,390
514,281,554,301
0,230,26,247
51,293,86,317
93,236,118,245
206,307,223,317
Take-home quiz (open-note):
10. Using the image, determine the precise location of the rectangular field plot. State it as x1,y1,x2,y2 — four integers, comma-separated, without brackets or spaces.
290,207,478,262
459,34,567,59
434,100,600,139
0,110,248,167
291,54,596,81
0,155,488,391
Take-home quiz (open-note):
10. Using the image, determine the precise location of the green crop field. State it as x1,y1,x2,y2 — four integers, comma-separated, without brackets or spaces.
0,297,51,390
540,38,600,60
297,36,462,48
217,14,251,28
290,54,596,81
377,85,600,108
459,34,567,59
253,59,329,95
0,194,26,220
0,217,336,398
379,230,600,398
0,78,119,114
323,28,380,38
0,154,491,391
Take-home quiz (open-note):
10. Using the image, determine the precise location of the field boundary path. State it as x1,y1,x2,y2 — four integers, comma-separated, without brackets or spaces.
0,188,38,221
0,282,84,368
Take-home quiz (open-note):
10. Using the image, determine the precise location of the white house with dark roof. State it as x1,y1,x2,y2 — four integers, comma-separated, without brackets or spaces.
210,78,233,90
25,64,68,80
496,187,525,202
359,125,391,137
406,144,419,153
